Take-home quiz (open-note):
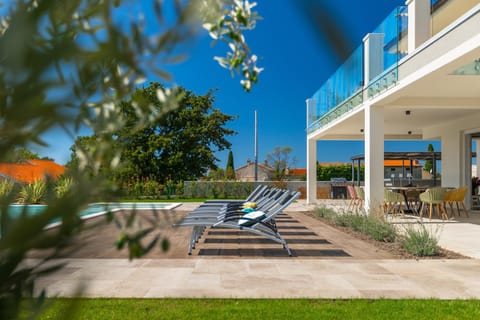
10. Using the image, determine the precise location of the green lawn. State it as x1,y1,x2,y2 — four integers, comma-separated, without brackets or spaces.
37,298,480,320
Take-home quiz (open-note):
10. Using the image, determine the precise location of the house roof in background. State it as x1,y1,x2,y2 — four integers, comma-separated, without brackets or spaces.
0,160,65,183
384,159,422,167
288,168,307,176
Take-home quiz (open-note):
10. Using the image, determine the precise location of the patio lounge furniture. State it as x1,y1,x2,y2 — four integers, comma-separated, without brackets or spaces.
405,189,421,214
419,187,448,220
346,185,358,211
444,186,469,217
183,187,284,219
383,188,404,216
354,186,364,211
177,188,301,256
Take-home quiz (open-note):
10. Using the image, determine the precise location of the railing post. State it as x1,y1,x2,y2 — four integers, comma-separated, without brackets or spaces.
363,33,384,86
306,98,316,130
406,0,431,53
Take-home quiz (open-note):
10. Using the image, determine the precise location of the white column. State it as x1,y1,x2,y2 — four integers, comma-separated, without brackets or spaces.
306,138,317,205
364,104,384,213
406,0,431,53
441,130,462,187
363,33,385,85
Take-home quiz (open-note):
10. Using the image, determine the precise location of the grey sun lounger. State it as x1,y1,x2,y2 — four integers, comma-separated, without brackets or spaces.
176,188,292,245
177,189,301,256
180,188,285,220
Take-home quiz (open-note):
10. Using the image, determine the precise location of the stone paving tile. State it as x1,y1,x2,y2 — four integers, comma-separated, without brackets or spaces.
33,258,480,298
29,202,480,299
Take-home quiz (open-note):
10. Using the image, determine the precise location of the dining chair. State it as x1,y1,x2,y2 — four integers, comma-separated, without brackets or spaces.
405,189,421,214
443,188,457,217
346,185,358,212
354,186,364,212
419,187,448,220
447,186,469,218
384,188,404,216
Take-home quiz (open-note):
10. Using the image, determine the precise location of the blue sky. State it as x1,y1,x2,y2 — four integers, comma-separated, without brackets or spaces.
37,0,443,168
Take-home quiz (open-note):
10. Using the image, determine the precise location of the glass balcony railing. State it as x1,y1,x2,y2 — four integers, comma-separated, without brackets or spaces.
367,6,408,98
307,45,363,132
307,6,407,133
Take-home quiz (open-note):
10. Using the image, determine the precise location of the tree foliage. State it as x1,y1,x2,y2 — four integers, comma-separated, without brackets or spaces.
108,82,236,184
316,164,364,181
266,146,296,181
225,150,235,180
424,143,435,173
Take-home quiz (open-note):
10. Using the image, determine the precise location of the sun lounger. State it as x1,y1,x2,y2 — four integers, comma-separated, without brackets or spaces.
180,188,285,220
177,189,300,256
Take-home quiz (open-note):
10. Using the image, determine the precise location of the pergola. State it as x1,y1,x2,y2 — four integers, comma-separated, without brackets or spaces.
350,151,442,186
350,151,476,186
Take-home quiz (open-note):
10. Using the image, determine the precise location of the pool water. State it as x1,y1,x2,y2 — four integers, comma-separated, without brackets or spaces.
3,202,181,227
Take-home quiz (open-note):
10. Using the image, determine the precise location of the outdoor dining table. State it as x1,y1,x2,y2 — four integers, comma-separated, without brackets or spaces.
387,186,429,214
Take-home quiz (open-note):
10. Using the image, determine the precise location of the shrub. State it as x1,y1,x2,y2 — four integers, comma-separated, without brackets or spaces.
314,206,337,220
320,211,396,243
143,179,161,197
401,224,440,256
17,180,46,204
0,180,15,198
55,177,74,198
363,216,397,242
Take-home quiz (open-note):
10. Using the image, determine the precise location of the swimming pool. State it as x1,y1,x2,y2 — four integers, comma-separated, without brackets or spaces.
4,202,182,228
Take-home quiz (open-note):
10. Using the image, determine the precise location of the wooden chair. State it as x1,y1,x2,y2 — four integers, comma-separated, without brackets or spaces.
354,186,364,212
405,189,421,213
444,186,469,217
443,188,456,217
419,187,448,220
384,188,404,216
346,185,358,212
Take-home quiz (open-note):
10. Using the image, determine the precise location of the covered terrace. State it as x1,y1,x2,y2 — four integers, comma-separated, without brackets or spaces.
306,1,480,211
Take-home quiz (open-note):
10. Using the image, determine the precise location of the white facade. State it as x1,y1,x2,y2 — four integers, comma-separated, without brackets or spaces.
306,0,480,210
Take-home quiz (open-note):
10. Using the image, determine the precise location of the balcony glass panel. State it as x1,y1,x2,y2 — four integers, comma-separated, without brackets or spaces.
367,6,407,98
307,45,363,133
451,59,480,76
373,6,408,74
307,6,408,133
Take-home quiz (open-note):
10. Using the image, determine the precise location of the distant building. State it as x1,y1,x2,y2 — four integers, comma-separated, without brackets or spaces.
235,160,274,182
0,159,65,184
284,168,307,181
384,159,423,180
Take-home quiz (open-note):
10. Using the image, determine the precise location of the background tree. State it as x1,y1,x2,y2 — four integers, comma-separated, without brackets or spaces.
424,143,435,173
317,163,364,181
266,146,296,181
7,148,40,162
111,82,236,184
225,150,236,180
206,167,226,181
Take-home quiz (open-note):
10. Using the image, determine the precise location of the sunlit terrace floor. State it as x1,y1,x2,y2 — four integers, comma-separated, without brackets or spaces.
28,200,480,299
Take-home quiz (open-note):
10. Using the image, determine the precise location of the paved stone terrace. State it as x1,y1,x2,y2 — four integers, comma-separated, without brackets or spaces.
30,200,480,299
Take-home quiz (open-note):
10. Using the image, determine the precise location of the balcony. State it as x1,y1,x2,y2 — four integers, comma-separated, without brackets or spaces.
306,0,478,134
307,6,407,134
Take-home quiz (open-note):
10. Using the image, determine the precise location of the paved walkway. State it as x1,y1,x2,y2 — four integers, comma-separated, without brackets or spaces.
32,200,480,299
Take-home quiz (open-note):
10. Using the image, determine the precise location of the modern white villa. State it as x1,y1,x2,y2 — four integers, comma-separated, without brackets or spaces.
306,0,480,210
